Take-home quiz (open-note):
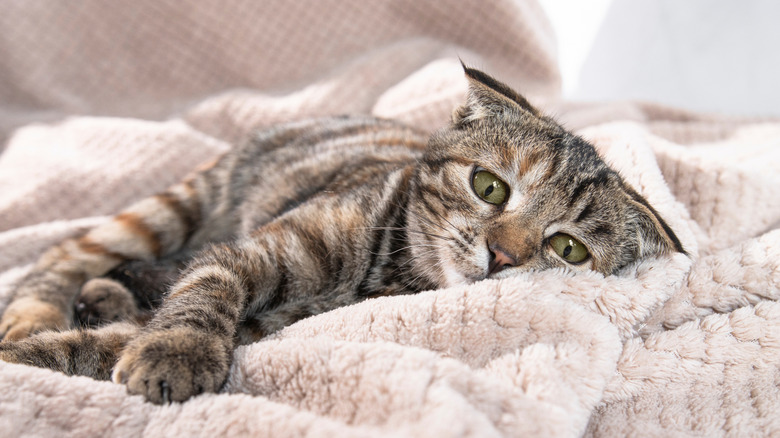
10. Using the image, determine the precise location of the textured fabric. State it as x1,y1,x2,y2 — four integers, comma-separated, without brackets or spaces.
1,1,779,437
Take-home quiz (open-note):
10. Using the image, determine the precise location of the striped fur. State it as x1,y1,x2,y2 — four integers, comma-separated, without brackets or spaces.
0,67,684,404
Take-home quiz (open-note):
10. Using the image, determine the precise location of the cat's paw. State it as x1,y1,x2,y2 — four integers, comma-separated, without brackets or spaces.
0,340,32,365
0,297,69,341
76,278,140,327
112,327,230,404
0,333,66,372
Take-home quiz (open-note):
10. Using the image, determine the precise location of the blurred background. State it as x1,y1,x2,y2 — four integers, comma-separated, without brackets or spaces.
539,0,780,117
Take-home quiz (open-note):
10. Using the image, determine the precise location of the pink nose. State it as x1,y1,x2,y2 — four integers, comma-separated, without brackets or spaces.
488,245,516,274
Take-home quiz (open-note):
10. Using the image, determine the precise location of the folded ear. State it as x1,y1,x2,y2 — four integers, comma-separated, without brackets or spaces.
625,187,686,258
453,63,540,125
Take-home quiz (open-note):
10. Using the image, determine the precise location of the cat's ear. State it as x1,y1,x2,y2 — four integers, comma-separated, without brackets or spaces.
453,63,540,125
625,187,686,258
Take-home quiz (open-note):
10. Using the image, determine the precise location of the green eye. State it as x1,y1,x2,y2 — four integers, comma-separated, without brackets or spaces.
472,170,508,205
549,233,589,264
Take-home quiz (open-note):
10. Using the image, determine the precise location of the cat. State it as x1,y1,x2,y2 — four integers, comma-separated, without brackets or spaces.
0,65,685,404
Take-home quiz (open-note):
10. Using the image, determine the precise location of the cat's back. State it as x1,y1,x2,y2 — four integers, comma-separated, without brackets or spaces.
229,116,429,234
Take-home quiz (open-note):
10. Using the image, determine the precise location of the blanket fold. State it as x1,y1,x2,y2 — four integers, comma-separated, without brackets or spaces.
1,1,778,436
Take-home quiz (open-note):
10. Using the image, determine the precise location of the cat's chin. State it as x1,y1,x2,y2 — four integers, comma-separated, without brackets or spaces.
442,265,502,287
440,263,479,287
460,271,514,285
486,269,523,281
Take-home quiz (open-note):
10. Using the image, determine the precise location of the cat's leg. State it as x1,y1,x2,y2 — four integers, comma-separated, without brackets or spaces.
236,294,362,343
111,184,382,404
75,257,185,327
112,233,318,404
0,322,139,380
0,159,231,341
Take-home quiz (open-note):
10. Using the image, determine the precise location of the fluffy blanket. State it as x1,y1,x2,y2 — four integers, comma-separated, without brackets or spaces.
1,1,779,436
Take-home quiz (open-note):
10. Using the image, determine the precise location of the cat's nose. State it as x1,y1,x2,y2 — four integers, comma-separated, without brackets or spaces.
488,244,516,275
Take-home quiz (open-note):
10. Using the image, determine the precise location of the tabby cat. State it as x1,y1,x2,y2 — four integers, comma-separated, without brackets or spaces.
0,66,685,404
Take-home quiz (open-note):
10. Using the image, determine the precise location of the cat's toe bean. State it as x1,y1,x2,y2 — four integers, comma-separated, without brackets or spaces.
113,327,229,404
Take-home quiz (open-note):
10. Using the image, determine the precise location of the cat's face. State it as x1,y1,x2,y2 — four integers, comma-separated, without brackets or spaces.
408,67,684,286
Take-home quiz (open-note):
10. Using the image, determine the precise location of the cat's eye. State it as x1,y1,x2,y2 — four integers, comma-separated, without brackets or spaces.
471,169,508,205
549,233,589,264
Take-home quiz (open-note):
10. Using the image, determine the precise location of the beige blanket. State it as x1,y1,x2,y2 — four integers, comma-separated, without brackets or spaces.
1,1,779,436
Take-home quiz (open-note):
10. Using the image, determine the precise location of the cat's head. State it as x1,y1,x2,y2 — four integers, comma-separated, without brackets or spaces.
408,66,685,286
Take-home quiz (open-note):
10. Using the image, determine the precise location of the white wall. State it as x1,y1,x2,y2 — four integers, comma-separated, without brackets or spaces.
539,0,780,117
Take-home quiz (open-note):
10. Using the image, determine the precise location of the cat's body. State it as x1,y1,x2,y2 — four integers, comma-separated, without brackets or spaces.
0,67,684,404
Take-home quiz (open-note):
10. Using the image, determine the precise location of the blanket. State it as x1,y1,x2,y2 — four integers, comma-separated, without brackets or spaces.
1,1,779,436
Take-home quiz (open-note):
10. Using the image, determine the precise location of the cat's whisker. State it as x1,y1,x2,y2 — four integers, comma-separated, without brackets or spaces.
359,226,454,242
386,199,452,235
393,247,443,272
406,212,470,251
368,243,444,257
405,264,445,290
402,205,469,248
424,207,460,237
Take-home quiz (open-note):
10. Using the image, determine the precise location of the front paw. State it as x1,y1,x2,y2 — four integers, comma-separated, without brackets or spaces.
112,328,230,404
0,340,38,366
0,332,67,373
0,297,69,341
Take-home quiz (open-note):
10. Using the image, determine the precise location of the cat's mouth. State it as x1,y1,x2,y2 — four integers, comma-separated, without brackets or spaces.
461,259,513,284
487,258,511,276
487,248,515,276
443,249,516,285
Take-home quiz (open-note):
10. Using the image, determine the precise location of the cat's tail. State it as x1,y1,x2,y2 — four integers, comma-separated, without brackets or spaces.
0,322,139,380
